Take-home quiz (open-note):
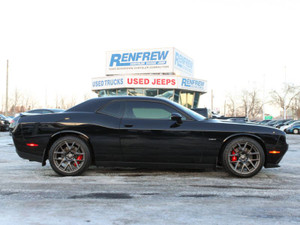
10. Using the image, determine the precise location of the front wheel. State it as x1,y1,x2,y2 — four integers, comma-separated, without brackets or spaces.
49,136,91,176
222,137,265,178
293,129,299,134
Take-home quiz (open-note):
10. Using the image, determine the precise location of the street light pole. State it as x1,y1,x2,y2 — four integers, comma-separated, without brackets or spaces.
283,66,287,119
5,60,9,116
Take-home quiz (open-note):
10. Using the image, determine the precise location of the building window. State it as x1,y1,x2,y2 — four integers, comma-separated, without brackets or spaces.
145,89,158,97
174,90,180,103
98,90,108,97
179,91,194,109
117,89,127,96
157,89,174,100
107,89,117,96
194,92,200,108
128,89,144,96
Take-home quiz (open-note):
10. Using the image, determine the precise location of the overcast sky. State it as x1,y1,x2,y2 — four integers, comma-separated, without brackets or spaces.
0,0,299,115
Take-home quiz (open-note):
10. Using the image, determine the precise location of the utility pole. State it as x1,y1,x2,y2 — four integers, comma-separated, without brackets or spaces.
211,89,214,112
283,66,287,119
45,88,48,108
262,74,266,120
5,60,9,116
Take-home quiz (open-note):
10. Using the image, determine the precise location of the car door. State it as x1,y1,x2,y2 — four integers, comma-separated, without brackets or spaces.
93,100,125,162
120,100,207,164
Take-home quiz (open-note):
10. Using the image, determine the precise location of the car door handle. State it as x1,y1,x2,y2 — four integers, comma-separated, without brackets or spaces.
124,124,133,128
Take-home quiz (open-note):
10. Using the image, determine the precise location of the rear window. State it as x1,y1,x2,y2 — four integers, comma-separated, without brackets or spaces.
67,98,107,112
98,101,124,118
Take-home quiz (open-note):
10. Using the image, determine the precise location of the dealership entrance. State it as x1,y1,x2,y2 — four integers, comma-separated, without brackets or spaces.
92,48,207,108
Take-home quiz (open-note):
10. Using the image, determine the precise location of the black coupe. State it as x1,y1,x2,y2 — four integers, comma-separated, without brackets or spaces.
12,96,288,177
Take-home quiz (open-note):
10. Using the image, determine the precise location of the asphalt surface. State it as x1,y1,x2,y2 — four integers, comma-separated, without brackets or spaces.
0,131,299,225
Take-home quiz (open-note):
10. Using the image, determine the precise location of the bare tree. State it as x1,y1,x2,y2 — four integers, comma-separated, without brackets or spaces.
291,96,300,119
226,96,237,117
270,84,300,119
241,89,263,120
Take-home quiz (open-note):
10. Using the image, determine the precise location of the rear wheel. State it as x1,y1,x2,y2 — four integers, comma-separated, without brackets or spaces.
293,129,299,134
222,137,265,178
49,136,91,176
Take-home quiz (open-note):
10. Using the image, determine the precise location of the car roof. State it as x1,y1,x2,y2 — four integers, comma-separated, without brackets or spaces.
66,96,173,112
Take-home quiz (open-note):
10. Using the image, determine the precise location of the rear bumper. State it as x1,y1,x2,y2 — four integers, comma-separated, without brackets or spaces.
16,149,43,163
13,135,45,163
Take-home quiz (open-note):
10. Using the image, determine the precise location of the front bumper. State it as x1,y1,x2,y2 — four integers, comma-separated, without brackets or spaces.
264,142,288,168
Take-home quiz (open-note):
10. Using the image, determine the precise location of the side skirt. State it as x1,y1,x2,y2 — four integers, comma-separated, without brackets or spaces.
95,161,216,170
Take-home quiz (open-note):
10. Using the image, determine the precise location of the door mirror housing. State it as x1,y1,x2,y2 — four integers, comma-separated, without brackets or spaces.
171,113,183,124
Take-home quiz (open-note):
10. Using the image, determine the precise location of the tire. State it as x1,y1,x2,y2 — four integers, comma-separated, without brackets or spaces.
49,136,91,176
293,129,299,134
222,137,265,178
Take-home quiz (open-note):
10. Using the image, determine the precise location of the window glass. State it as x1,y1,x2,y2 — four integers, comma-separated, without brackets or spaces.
174,90,179,103
107,89,117,96
194,92,200,108
41,110,52,114
157,89,174,100
145,89,158,97
28,110,43,113
128,89,144,96
179,91,194,109
117,89,127,95
99,101,124,118
124,101,184,120
98,90,108,97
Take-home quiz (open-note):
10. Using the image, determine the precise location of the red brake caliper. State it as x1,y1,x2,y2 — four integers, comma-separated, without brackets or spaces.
74,155,83,167
231,150,237,162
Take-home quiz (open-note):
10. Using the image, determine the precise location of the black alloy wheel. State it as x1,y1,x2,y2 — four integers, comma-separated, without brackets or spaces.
222,137,265,178
49,136,91,176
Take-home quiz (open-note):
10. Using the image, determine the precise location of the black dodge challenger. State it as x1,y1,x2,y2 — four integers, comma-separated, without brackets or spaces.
12,96,288,177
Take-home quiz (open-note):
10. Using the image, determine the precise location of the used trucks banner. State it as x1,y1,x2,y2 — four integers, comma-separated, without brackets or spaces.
92,75,206,92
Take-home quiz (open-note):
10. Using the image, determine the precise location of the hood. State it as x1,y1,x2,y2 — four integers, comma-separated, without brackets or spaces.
203,119,285,136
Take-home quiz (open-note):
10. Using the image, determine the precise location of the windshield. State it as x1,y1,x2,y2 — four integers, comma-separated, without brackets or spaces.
51,109,65,113
286,120,297,125
170,101,206,121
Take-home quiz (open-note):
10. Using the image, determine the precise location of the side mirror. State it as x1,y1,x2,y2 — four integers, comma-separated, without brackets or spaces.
171,113,183,124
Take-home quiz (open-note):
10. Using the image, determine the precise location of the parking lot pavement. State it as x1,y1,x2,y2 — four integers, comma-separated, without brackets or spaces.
0,132,299,225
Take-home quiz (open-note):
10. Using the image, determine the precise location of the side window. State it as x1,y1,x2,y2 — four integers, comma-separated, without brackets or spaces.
98,101,124,118
124,101,185,120
29,110,43,114
42,110,51,114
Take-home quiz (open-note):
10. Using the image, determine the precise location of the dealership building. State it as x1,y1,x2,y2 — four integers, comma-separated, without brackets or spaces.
92,48,207,108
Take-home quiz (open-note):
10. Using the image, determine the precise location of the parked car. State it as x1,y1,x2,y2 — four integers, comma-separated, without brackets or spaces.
5,116,14,123
263,120,278,127
12,96,288,178
285,122,300,134
192,108,209,118
275,119,294,129
270,119,292,128
280,120,299,132
257,120,271,125
9,108,64,135
0,114,10,131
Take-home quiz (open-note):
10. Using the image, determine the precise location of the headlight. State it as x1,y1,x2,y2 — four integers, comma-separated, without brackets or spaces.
0,120,4,124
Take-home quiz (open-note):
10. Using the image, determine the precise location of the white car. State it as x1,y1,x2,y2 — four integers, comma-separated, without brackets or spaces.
280,120,300,131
